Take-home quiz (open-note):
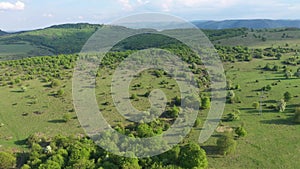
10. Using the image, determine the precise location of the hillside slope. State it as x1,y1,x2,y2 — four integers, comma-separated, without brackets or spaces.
194,19,300,29
0,23,102,60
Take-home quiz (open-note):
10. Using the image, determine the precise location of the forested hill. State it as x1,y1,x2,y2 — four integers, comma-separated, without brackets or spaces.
193,19,300,29
1,21,300,60
0,23,103,60
0,30,8,36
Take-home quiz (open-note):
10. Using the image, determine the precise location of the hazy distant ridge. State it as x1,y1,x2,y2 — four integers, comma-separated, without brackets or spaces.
0,30,8,36
193,19,300,29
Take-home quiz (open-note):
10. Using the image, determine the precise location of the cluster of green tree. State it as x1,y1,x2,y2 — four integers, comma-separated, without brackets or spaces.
282,56,300,66
0,30,8,36
0,24,101,56
216,46,296,62
17,134,208,169
0,54,76,86
202,28,248,41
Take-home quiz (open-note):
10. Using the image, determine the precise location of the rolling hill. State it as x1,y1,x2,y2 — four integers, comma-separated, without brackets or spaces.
0,30,8,36
193,19,300,29
0,23,102,60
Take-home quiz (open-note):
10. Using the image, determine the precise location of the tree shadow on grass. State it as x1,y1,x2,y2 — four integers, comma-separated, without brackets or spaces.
14,139,27,146
48,119,65,123
247,109,275,114
10,90,24,93
260,117,296,125
16,152,30,168
263,100,277,104
202,145,222,157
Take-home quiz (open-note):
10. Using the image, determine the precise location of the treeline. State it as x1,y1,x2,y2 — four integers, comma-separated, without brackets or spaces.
216,45,297,62
11,134,208,169
0,54,76,86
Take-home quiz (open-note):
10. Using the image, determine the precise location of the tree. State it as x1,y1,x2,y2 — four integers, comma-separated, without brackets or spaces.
194,117,201,127
63,113,72,122
284,91,292,102
21,164,31,169
21,86,27,92
294,107,300,123
51,80,61,88
137,123,154,137
178,142,208,169
217,134,237,155
276,53,282,60
277,99,287,112
57,89,65,97
71,159,95,169
0,152,16,169
201,97,211,109
227,90,235,103
225,112,240,121
38,160,61,169
294,68,300,78
130,93,138,101
285,70,293,79
235,126,247,138
169,105,179,118
252,102,260,109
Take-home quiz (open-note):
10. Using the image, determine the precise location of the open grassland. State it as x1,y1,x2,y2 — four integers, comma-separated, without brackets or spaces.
202,56,300,169
0,28,300,168
217,28,300,49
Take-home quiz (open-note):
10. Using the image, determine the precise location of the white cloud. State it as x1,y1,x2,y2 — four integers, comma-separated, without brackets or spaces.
0,1,25,10
43,13,53,18
118,0,133,10
118,0,151,11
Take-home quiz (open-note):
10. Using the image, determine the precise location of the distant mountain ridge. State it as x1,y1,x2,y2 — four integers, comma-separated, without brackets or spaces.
193,19,300,29
0,30,8,36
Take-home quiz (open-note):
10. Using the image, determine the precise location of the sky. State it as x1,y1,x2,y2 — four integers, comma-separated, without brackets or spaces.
0,0,300,31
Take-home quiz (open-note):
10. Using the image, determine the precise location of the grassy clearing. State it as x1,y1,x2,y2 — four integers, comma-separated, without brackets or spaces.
216,29,300,49
0,79,83,149
201,56,300,169
0,28,300,168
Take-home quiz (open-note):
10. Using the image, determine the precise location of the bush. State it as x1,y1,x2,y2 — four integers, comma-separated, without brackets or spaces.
201,97,210,109
51,80,61,88
57,89,65,97
0,152,16,169
225,112,240,121
130,93,138,100
284,91,292,102
252,102,259,109
217,134,237,155
235,126,247,138
294,108,300,123
63,113,72,122
194,117,201,127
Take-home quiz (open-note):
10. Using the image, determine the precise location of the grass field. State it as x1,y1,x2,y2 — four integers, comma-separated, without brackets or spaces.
202,57,300,169
0,27,300,168
216,29,300,49
0,79,83,149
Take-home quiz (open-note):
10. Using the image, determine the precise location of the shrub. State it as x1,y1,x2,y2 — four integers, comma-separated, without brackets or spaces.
225,112,240,121
130,93,138,100
235,126,247,138
217,134,237,155
194,117,201,127
201,97,211,109
284,91,292,102
51,80,61,88
294,108,300,123
252,102,259,109
62,113,72,123
0,152,16,169
57,89,65,97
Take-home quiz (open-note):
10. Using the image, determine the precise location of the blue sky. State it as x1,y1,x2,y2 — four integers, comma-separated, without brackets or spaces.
0,0,300,31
